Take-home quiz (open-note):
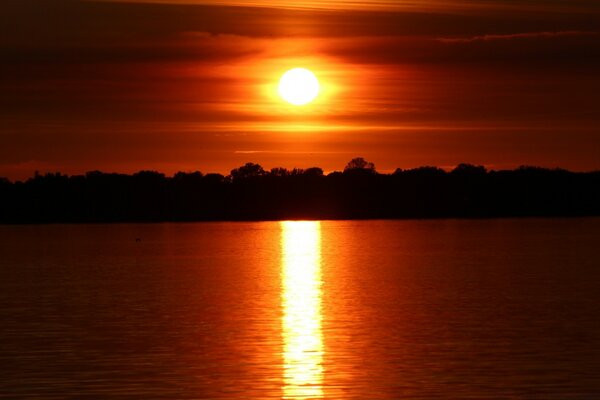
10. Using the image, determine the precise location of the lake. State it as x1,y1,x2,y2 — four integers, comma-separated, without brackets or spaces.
1,219,599,398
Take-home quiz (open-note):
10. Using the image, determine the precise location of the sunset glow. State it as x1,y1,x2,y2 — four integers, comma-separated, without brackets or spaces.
2,0,600,398
1,0,599,178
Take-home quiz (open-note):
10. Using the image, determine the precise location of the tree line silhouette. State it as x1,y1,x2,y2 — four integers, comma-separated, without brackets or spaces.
1,158,599,223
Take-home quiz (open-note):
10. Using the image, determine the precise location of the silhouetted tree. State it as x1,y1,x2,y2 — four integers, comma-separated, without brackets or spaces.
230,163,266,181
303,167,324,177
203,173,226,184
403,166,446,176
173,171,203,181
270,167,289,177
452,163,486,176
344,157,376,173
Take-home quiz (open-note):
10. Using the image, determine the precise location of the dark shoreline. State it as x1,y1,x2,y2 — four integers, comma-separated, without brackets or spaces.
2,215,599,226
2,163,599,224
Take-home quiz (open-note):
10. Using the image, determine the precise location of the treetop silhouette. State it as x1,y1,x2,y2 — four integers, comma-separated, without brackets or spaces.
0,159,598,223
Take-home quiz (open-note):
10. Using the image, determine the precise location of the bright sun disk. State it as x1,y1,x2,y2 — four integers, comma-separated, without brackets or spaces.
278,68,320,106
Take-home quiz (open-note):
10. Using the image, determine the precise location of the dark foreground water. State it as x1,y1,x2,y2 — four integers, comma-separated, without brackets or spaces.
1,219,599,399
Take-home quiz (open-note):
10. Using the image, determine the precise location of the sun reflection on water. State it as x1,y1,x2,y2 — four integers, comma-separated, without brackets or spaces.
281,221,324,399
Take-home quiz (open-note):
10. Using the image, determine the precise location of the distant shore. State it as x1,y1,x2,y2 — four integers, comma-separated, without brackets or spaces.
1,161,599,223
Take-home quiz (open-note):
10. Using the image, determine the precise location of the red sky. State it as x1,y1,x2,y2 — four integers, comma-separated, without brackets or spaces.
1,0,599,179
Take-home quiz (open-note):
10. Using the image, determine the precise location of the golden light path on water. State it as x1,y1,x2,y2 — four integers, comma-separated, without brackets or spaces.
281,221,324,399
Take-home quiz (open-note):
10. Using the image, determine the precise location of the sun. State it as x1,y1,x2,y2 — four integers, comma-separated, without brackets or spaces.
278,68,320,106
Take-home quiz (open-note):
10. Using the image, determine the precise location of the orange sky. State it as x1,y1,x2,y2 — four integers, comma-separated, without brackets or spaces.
1,0,599,179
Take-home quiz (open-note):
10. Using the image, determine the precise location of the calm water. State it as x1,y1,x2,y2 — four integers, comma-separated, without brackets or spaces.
1,219,599,399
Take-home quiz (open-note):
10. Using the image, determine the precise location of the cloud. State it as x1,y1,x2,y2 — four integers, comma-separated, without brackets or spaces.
315,32,600,66
4,0,600,46
437,30,599,43
93,0,600,14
